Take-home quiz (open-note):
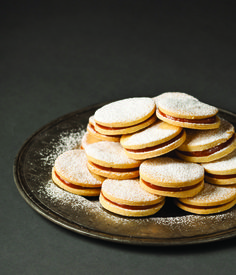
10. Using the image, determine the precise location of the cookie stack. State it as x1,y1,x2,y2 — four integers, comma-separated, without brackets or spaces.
52,93,236,217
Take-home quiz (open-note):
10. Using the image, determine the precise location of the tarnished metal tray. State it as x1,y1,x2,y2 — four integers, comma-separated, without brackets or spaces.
13,103,236,245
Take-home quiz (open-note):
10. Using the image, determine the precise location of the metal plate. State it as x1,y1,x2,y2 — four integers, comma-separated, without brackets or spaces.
13,104,236,246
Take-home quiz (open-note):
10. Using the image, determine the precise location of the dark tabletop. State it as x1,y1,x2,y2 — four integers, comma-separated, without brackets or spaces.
2,1,236,274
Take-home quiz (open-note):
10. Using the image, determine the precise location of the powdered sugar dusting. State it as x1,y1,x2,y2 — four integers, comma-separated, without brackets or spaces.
39,129,86,166
81,131,100,150
102,179,162,202
155,92,218,118
179,118,235,148
202,149,236,173
183,183,236,204
38,179,101,210
140,157,204,184
121,121,180,147
94,97,155,125
55,150,103,185
85,141,141,167
38,179,236,240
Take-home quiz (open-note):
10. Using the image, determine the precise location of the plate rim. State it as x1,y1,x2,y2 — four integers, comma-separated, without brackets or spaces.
13,104,236,246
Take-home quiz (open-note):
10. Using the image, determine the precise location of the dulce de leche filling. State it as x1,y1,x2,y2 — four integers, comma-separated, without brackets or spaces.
54,170,100,190
178,134,235,157
101,191,163,210
158,108,217,124
125,130,184,153
177,199,235,210
88,161,139,173
142,179,203,192
95,113,156,130
89,123,120,138
205,171,236,179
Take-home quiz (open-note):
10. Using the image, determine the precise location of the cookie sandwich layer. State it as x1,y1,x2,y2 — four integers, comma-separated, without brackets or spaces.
155,92,220,129
140,157,204,198
94,97,157,135
52,149,104,196
201,150,236,185
176,183,236,214
120,120,186,160
85,141,141,179
99,179,165,217
176,118,236,163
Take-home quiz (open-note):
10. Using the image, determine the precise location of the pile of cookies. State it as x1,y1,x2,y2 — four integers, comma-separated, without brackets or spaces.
52,92,236,217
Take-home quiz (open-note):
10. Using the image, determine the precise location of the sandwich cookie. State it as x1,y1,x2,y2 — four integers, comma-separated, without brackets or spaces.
80,131,101,150
140,157,204,198
94,97,157,136
155,92,220,129
175,183,236,215
201,150,236,185
120,120,186,160
87,116,121,142
176,118,236,163
85,141,142,179
52,149,104,196
99,179,165,217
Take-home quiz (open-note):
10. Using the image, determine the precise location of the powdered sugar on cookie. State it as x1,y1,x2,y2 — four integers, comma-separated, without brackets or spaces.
121,121,181,147
181,183,236,205
180,118,234,148
102,179,162,203
54,149,103,185
94,97,155,126
85,141,141,167
140,157,204,184
202,150,236,173
155,92,218,118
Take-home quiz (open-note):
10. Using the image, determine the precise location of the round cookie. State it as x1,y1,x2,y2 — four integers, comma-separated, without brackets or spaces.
87,116,121,142
120,120,186,160
175,183,236,214
176,118,236,163
155,92,220,129
85,141,142,179
99,179,165,217
52,149,104,196
139,157,204,198
201,150,236,185
94,97,157,135
80,131,101,150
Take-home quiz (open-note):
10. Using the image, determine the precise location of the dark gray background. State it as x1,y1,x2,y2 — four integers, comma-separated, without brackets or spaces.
2,0,236,274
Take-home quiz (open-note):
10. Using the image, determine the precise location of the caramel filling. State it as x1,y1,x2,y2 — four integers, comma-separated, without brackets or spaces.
96,113,156,130
178,199,234,210
125,130,184,153
142,179,202,192
158,109,217,124
178,134,235,157
54,171,100,190
205,172,236,179
88,161,139,173
89,123,120,138
101,192,163,210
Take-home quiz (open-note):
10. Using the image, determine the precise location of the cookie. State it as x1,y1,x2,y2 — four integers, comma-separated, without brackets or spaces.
80,131,101,150
85,141,141,179
175,183,236,214
155,92,220,129
52,149,104,196
139,157,204,198
94,97,157,135
176,118,236,163
201,150,236,185
120,120,186,160
87,116,121,142
99,179,165,217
